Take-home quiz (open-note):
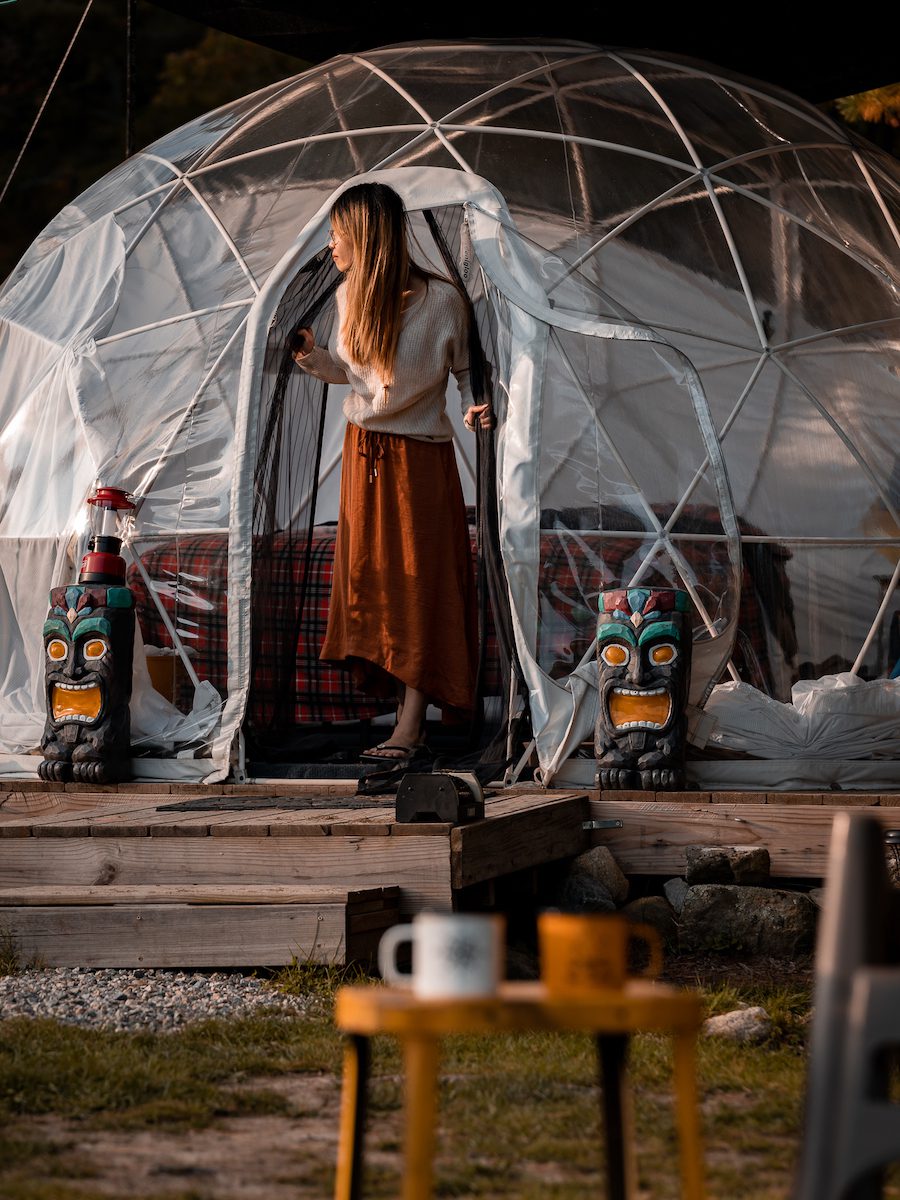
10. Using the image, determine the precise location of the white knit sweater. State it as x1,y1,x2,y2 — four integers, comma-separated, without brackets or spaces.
294,276,474,441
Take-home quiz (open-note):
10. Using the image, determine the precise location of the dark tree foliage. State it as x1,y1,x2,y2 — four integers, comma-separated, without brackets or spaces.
0,0,306,281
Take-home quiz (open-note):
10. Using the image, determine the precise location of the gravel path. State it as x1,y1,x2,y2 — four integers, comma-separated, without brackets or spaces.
0,967,311,1031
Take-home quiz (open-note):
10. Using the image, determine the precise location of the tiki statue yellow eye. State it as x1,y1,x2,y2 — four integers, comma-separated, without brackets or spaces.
601,643,630,667
650,643,677,666
83,639,108,661
47,639,68,662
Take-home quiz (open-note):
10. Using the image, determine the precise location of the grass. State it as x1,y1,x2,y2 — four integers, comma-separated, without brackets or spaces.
1,966,894,1199
0,925,43,976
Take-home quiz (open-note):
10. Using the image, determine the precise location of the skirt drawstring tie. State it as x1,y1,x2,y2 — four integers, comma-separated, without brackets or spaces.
358,429,386,483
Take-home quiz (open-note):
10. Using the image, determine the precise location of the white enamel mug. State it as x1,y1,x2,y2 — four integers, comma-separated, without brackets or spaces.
378,913,505,999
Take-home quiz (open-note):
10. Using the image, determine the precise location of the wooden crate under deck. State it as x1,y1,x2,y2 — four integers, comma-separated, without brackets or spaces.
0,885,399,968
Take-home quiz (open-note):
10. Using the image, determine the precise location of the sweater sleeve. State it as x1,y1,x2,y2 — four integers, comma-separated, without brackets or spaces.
293,345,349,386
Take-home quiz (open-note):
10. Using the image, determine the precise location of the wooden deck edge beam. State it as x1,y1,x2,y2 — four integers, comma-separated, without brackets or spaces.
589,799,900,878
0,900,400,967
450,794,589,889
0,885,401,906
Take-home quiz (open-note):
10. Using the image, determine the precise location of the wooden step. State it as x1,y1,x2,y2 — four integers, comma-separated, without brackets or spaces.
0,885,400,968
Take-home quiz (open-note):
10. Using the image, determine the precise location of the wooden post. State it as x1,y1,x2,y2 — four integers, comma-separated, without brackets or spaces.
672,1032,706,1200
401,1035,441,1200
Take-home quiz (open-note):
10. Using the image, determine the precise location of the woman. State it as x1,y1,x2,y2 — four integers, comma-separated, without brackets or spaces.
293,182,491,760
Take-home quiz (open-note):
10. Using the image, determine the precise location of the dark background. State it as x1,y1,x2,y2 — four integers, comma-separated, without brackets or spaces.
1,0,898,282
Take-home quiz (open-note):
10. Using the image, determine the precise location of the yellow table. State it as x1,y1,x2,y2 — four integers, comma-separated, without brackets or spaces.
334,980,706,1200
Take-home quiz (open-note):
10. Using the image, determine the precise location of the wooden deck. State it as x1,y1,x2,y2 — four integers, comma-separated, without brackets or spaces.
0,783,588,967
2,779,898,966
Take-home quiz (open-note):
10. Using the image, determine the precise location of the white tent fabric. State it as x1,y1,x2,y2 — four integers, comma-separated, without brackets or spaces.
1,42,899,783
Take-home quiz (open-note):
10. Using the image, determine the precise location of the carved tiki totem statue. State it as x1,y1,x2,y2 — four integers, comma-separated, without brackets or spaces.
39,584,134,784
595,587,692,791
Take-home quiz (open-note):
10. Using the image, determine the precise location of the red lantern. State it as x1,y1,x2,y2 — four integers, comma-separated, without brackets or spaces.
79,486,135,584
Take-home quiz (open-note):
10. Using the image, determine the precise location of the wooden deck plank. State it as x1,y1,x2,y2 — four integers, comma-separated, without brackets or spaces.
267,780,362,798
3,903,355,967
266,813,334,836
0,778,67,793
329,810,394,837
450,793,589,889
0,884,400,905
0,835,453,914
590,799,900,877
392,822,454,836
0,792,154,824
27,801,170,838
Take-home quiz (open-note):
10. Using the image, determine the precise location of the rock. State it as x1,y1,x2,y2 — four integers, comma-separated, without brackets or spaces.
684,847,732,885
808,887,826,910
568,845,629,905
703,1006,772,1043
679,884,816,956
730,847,771,886
554,870,617,913
885,838,900,888
622,896,677,950
684,845,771,887
663,877,689,915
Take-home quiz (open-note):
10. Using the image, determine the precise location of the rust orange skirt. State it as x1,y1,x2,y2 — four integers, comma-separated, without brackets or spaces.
320,423,478,713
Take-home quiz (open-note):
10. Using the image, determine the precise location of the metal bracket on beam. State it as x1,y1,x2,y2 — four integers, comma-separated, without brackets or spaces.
582,819,624,830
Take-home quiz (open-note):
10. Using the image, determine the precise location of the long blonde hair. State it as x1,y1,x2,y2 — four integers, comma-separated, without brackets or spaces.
331,183,411,385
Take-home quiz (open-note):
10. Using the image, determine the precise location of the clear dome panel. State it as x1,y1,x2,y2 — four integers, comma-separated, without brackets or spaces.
67,155,180,226
535,52,704,166
780,331,900,511
90,307,246,500
482,216,639,324
145,77,298,171
377,45,564,120
375,131,485,174
781,543,895,680
714,148,900,274
535,326,737,683
0,377,94,538
106,187,255,337
193,131,429,278
445,85,575,141
630,54,837,165
562,149,697,248
137,355,241,536
1,157,179,297
436,129,574,213
549,332,731,517
596,194,760,347
535,529,737,684
719,358,885,538
129,528,230,717
201,62,421,166
716,187,897,346
663,331,765,434
866,157,900,209
113,190,178,251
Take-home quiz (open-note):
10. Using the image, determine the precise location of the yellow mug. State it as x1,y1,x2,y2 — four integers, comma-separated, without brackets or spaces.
538,912,663,994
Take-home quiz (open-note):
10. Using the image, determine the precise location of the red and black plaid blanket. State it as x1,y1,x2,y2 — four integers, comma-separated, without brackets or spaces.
129,516,790,725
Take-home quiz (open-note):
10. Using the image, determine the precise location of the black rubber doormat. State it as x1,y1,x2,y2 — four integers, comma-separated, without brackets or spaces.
157,796,396,812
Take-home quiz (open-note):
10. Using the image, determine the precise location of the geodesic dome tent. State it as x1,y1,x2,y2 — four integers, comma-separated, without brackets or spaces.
2,40,900,785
